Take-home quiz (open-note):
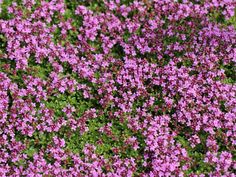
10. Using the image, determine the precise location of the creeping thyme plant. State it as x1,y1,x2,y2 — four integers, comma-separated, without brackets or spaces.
0,0,236,176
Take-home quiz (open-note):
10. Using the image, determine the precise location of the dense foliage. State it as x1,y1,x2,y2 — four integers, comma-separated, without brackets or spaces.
0,0,236,176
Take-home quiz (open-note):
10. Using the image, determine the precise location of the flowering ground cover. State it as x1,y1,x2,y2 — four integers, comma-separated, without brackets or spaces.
0,0,236,176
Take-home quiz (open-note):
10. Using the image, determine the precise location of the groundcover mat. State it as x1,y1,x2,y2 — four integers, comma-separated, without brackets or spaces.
0,0,235,176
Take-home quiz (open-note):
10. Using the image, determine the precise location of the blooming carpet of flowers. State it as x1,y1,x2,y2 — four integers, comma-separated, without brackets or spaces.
0,0,236,176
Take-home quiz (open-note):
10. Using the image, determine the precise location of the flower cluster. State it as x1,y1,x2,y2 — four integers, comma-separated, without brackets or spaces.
0,0,235,176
